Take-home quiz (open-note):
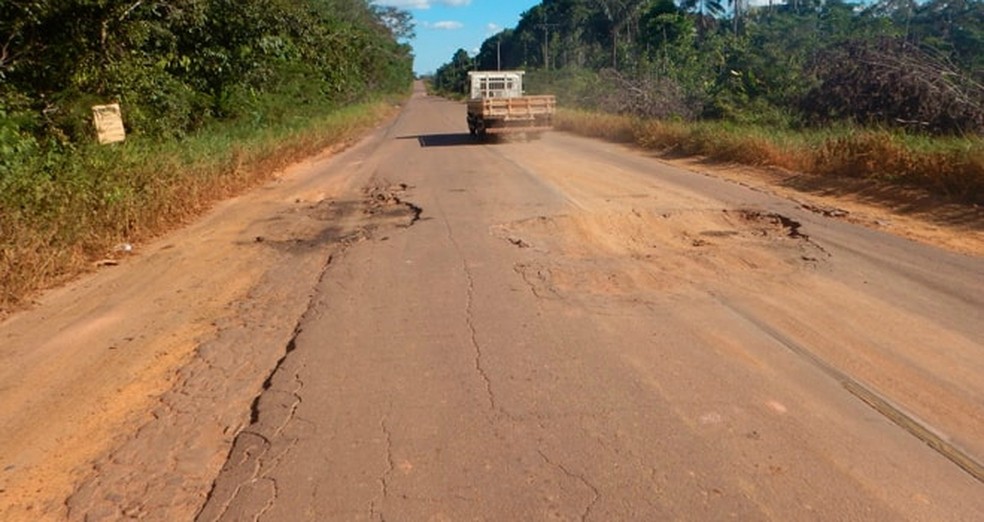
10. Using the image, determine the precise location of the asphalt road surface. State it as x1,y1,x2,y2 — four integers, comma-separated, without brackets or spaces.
3,82,983,520
198,85,984,519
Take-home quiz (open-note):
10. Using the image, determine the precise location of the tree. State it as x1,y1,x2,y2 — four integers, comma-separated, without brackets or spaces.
639,0,691,53
592,0,649,68
373,5,416,41
434,48,473,94
0,0,413,142
679,0,724,39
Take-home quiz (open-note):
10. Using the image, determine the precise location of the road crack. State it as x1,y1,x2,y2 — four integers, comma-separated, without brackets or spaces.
195,181,425,521
194,261,323,522
432,195,499,411
367,418,395,521
514,262,559,300
252,477,279,522
465,263,497,411
537,449,600,521
380,418,395,499
440,208,497,411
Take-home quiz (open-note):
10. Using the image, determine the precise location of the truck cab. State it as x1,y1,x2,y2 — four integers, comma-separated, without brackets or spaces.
469,71,525,100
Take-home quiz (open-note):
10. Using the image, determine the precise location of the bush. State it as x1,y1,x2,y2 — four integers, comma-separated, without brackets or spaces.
802,37,984,135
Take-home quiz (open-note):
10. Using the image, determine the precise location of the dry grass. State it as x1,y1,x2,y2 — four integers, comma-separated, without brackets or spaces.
555,109,637,143
557,108,984,205
0,101,399,313
811,131,984,201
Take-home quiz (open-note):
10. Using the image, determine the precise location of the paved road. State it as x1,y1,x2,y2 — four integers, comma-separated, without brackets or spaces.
188,84,984,520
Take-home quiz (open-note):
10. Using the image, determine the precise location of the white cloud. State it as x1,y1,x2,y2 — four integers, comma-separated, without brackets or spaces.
373,0,471,8
486,23,502,35
427,20,464,30
374,0,431,9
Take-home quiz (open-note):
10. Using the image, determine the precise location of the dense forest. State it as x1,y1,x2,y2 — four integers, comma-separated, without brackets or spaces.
433,0,983,135
0,0,413,151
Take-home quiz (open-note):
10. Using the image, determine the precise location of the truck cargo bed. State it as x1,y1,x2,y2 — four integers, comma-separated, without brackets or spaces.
467,95,556,135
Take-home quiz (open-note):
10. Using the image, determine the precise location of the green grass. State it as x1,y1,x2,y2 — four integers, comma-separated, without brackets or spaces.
0,97,403,312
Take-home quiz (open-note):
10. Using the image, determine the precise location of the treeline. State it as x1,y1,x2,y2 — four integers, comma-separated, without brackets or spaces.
432,0,983,135
0,0,413,150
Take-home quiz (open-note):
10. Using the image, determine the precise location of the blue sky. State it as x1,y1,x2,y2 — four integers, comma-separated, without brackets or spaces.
373,0,541,75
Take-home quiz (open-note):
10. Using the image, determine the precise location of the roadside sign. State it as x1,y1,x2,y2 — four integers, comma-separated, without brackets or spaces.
92,103,126,144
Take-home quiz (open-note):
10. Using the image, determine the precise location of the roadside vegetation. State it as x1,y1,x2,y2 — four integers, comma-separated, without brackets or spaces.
556,109,984,203
429,0,983,203
0,0,414,311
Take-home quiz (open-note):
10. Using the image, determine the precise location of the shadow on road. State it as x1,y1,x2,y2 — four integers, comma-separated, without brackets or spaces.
396,133,496,147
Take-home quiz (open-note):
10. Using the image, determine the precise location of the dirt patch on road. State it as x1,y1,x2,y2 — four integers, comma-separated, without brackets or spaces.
498,207,825,304
665,157,984,257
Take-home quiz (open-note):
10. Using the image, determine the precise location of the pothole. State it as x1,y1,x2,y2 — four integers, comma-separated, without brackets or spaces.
497,208,828,303
735,209,808,239
365,182,422,228
250,183,422,253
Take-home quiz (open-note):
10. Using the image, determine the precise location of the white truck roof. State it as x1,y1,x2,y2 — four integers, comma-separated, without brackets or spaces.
468,71,525,100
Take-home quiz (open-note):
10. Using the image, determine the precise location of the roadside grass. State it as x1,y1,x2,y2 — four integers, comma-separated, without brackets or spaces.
0,98,402,312
556,108,984,205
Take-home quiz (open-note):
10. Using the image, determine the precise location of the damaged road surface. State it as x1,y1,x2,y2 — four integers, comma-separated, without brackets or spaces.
3,82,983,520
197,84,984,520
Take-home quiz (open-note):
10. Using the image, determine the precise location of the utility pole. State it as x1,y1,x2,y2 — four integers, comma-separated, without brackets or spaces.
535,22,558,70
497,38,501,71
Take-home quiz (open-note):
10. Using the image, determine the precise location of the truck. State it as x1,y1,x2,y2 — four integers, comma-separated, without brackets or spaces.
466,71,556,138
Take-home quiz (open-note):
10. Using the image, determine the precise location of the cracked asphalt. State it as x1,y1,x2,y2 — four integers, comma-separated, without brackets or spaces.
195,84,984,520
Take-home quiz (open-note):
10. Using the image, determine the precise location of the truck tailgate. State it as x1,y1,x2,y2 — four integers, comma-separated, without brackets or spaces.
470,96,556,120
